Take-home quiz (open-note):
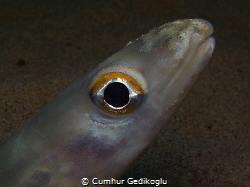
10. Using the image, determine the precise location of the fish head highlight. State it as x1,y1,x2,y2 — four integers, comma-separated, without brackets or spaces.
86,19,215,177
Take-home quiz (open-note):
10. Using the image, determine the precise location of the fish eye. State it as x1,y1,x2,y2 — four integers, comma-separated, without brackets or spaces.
89,70,146,115
104,82,129,108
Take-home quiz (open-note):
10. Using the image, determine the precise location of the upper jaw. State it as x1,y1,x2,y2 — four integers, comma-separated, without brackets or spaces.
138,19,213,54
137,19,215,80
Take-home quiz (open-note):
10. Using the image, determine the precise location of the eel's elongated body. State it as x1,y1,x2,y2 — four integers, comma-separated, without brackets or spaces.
0,19,215,186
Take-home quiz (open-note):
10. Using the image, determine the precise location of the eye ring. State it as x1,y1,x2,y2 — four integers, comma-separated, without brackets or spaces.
89,72,146,115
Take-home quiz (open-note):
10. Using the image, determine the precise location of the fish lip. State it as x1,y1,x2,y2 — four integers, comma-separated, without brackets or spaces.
195,19,215,56
183,19,215,63
203,36,215,49
191,18,214,45
198,35,215,56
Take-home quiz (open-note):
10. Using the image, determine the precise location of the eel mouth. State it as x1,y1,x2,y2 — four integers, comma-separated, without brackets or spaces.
185,19,214,55
159,20,215,110
192,19,214,42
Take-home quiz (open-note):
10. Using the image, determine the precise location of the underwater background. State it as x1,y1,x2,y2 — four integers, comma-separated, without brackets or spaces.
0,0,249,186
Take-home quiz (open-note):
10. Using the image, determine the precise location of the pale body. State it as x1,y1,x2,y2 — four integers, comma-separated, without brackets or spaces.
0,19,215,186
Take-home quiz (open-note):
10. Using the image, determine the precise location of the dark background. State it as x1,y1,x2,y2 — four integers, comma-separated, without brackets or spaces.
0,0,249,186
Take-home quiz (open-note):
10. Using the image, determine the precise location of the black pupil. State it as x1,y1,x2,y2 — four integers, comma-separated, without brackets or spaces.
104,82,129,107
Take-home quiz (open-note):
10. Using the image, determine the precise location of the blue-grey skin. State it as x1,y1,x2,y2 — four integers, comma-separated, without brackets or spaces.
0,19,215,186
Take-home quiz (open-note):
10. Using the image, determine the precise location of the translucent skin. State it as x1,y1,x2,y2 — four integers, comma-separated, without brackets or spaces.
0,19,215,186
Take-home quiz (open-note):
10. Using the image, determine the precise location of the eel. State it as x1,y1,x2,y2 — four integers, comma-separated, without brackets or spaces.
0,19,215,186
